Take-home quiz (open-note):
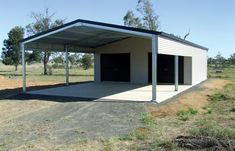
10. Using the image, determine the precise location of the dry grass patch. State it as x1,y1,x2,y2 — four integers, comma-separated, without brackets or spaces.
149,79,230,118
12,139,103,151
12,139,137,151
0,100,57,124
0,76,59,90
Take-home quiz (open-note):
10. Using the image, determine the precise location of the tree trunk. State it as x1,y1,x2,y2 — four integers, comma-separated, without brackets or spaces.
43,61,48,75
15,65,18,71
43,50,51,75
43,51,48,75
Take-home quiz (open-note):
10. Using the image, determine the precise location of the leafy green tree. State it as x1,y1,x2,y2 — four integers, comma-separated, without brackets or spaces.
214,52,226,68
208,57,215,67
228,53,235,66
68,54,81,66
26,8,65,75
1,26,24,71
26,51,41,64
51,53,65,69
81,54,93,70
123,0,160,30
53,55,64,64
123,11,143,28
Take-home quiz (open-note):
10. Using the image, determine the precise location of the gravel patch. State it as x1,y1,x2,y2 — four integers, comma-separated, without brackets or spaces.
0,101,149,150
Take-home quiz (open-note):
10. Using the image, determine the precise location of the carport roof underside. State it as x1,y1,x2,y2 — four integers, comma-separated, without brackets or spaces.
20,19,208,52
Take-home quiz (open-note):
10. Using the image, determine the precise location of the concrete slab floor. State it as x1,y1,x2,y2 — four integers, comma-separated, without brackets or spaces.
27,82,192,103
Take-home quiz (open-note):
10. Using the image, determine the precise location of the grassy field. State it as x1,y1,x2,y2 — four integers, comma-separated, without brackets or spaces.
0,63,235,150
0,63,94,83
208,67,235,82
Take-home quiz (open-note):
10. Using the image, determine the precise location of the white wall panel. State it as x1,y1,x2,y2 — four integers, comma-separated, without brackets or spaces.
158,36,207,85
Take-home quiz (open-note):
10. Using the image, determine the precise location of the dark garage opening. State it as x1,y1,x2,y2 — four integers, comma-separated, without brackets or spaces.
148,53,184,84
101,53,130,82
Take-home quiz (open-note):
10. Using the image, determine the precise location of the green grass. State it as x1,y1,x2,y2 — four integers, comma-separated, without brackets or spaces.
208,93,231,102
121,73,235,150
150,138,176,150
118,127,151,141
190,119,235,139
140,112,156,127
0,63,94,83
102,141,114,151
190,80,235,140
208,67,235,81
176,107,198,121
1,64,235,150
120,112,156,141
202,105,212,114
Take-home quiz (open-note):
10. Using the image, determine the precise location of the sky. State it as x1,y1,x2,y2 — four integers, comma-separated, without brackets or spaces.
1,0,235,58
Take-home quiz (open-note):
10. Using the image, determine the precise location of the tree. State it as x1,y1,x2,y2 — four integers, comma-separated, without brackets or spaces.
228,53,235,66
68,54,81,66
53,55,64,64
208,57,215,67
26,8,65,75
123,0,160,30
123,11,143,28
214,52,226,68
1,26,24,71
26,51,41,64
81,54,93,70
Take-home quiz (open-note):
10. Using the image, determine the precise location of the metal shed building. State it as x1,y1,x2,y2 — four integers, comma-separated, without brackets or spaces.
20,19,208,103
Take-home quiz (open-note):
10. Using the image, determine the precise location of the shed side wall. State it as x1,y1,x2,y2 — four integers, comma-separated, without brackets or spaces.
94,36,207,85
158,36,207,85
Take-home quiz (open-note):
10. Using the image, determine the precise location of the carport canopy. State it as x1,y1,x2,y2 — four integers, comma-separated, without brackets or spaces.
20,19,162,102
22,19,159,52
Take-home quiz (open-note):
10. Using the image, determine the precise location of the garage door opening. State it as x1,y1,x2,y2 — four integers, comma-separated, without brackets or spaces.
148,53,184,84
101,53,130,82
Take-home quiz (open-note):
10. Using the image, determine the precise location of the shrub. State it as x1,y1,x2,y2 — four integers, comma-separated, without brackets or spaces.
48,65,53,75
52,63,64,69
150,138,176,150
209,93,230,102
230,107,235,112
81,54,93,70
134,130,149,140
177,107,198,121
224,83,235,98
188,107,198,115
141,112,155,127
190,119,235,139
102,141,113,151
177,110,190,121
202,105,212,114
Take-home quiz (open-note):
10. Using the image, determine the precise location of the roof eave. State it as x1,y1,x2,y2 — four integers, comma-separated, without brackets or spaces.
159,32,209,51
20,19,208,51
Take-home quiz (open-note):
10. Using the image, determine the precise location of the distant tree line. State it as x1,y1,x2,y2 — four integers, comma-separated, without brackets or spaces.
5,1,233,74
208,52,235,69
1,8,93,73
51,53,93,70
2,0,160,73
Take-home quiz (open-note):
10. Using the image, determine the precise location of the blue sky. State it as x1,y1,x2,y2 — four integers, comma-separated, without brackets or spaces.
1,0,235,58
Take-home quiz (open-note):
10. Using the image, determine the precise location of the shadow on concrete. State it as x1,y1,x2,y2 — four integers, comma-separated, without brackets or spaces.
0,81,92,101
2,81,151,103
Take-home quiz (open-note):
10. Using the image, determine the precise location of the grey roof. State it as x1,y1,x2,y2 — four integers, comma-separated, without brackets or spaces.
21,19,208,51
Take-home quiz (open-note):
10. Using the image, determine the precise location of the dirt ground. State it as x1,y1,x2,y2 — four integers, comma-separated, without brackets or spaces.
0,101,147,150
149,78,230,117
0,76,231,150
0,75,59,90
